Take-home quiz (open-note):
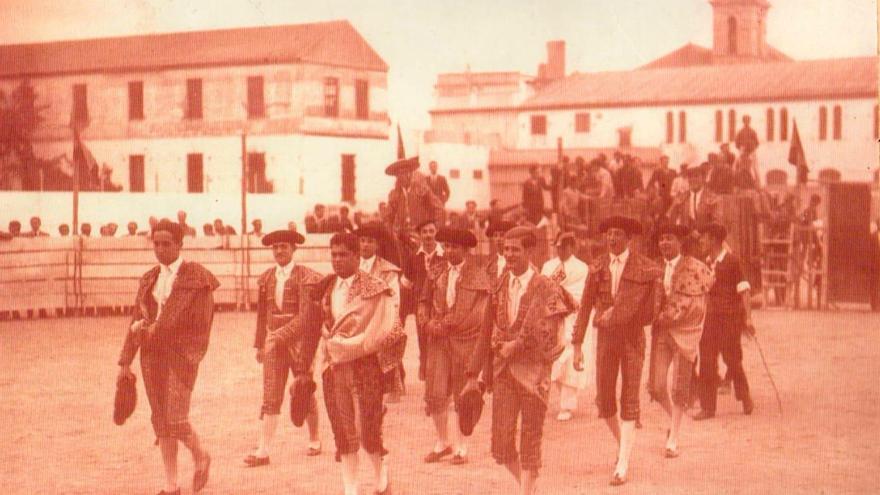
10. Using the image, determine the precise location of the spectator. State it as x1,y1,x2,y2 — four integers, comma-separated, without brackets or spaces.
138,216,159,236
426,160,451,207
81,223,92,237
646,155,677,215
486,199,505,228
126,222,139,236
609,150,625,174
590,159,615,199
670,164,690,198
104,223,119,237
735,115,760,188
213,218,227,236
58,224,70,237
8,221,21,237
447,211,462,229
305,204,330,234
459,200,481,232
224,225,237,235
560,177,588,232
287,221,298,233
614,155,644,199
339,206,355,233
706,153,734,194
203,223,215,236
177,210,197,237
25,217,49,237
522,165,551,225
719,143,736,168
249,219,264,237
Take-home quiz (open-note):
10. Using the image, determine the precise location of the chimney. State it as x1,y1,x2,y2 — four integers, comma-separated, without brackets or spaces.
537,63,547,80
546,40,566,79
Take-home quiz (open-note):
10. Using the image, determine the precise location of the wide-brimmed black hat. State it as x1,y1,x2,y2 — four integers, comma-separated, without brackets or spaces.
113,372,137,426
262,229,306,247
384,156,420,176
554,231,577,247
436,227,478,248
458,383,485,437
697,222,727,242
485,220,515,238
656,223,691,240
289,376,317,427
598,216,642,235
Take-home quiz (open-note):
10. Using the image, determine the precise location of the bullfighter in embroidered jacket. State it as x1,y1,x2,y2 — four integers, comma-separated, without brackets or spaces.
117,219,218,495
648,224,714,459
419,227,490,465
466,226,572,495
244,230,325,468
572,216,662,487
268,233,402,495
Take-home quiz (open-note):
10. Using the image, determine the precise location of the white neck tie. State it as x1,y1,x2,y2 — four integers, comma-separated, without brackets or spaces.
509,277,522,323
446,267,458,308
611,257,621,296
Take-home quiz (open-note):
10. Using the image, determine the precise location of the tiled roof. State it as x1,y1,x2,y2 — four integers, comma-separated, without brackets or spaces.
639,43,791,70
488,147,662,166
520,56,877,110
0,20,388,78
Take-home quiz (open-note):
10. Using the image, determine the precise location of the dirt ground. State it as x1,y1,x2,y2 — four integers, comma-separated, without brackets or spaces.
2,309,879,495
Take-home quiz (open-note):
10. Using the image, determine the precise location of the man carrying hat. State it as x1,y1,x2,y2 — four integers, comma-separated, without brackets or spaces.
116,219,219,495
419,227,491,465
385,156,444,237
245,229,325,467
693,223,755,420
648,223,714,458
466,226,572,495
572,215,661,486
541,231,590,422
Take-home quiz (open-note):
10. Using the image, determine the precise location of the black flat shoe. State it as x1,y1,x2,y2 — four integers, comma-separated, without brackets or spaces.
244,454,270,467
742,397,754,415
193,454,211,492
692,410,715,421
157,490,180,495
423,446,453,463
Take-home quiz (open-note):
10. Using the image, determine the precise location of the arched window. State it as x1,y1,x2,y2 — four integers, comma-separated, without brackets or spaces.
678,111,687,143
832,105,842,140
728,109,736,142
715,110,723,142
765,169,788,187
766,108,775,141
728,17,738,55
818,106,828,140
666,111,674,144
779,107,789,141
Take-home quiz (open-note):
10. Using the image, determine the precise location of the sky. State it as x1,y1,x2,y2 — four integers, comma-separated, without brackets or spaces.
1,0,876,130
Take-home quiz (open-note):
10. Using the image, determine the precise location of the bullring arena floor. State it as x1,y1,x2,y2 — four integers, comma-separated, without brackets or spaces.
2,310,878,494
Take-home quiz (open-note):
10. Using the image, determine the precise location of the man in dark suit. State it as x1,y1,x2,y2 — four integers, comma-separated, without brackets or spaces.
386,157,445,237
427,160,451,207
573,216,661,486
693,223,754,420
522,166,551,226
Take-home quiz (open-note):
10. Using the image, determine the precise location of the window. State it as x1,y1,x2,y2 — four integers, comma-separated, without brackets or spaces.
449,169,460,179
129,155,145,192
530,115,547,135
324,77,339,117
818,106,828,140
728,17,738,55
186,153,203,193
665,111,674,144
341,154,356,202
780,107,789,141
128,81,144,121
678,111,687,143
728,109,736,142
473,169,484,180
575,112,591,133
715,110,723,142
72,84,88,124
618,127,632,147
247,76,265,119
355,79,369,120
247,153,272,193
185,79,202,119
832,105,842,140
766,108,774,141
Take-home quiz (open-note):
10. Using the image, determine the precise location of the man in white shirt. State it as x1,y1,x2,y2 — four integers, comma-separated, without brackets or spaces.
541,232,590,421
245,230,324,468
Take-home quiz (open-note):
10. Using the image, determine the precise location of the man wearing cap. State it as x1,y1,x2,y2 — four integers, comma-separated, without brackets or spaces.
116,219,219,495
572,215,661,486
668,166,720,228
467,226,571,495
419,227,490,465
648,224,713,458
541,231,590,421
270,233,401,495
245,229,324,467
693,223,755,420
386,156,444,236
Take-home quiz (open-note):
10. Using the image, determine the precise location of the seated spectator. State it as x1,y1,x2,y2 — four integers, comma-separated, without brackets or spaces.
58,224,70,236
249,219,264,237
126,222,139,236
177,210,197,237
202,223,215,236
80,223,92,237
8,221,22,237
25,217,49,237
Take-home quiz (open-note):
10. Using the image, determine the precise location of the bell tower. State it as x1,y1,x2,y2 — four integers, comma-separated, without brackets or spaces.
711,0,770,61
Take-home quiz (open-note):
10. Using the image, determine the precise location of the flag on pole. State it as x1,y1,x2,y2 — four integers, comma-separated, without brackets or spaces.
788,119,809,184
396,124,406,159
72,127,99,191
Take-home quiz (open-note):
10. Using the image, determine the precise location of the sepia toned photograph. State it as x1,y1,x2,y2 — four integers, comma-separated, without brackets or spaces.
1,1,878,493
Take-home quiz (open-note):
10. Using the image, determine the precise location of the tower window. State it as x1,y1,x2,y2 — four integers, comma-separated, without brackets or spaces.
766,108,774,141
819,106,828,141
